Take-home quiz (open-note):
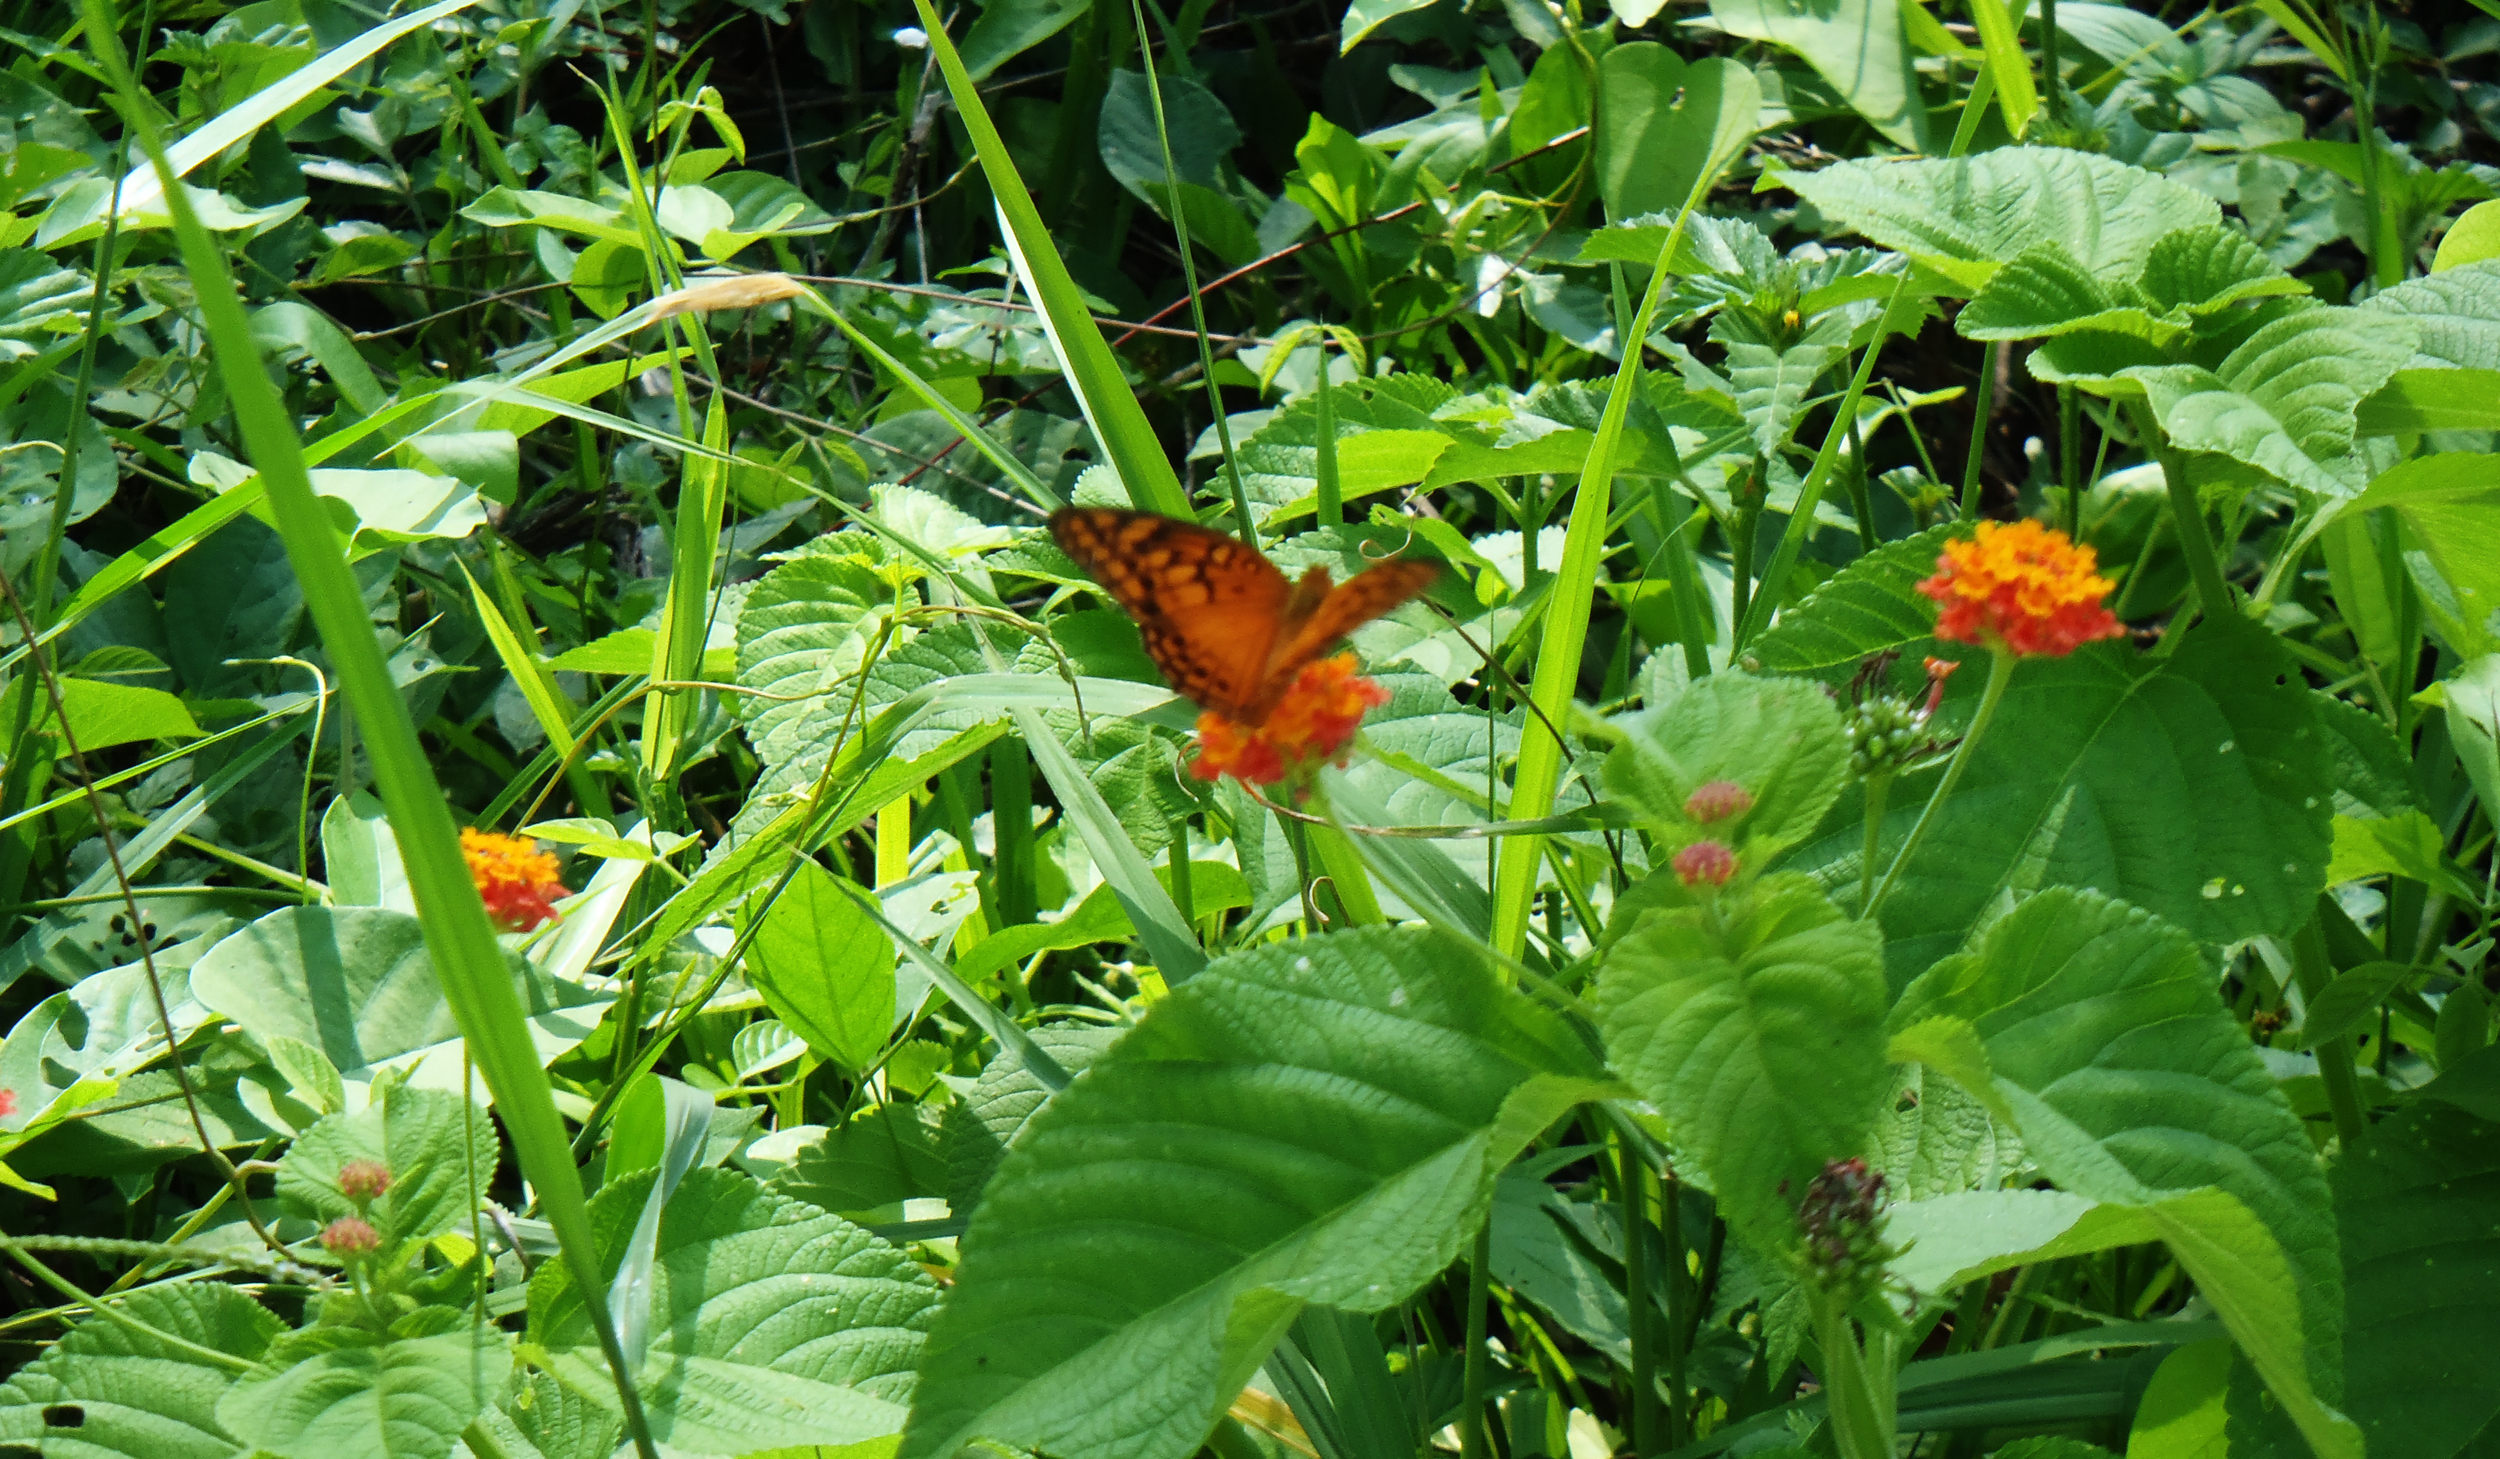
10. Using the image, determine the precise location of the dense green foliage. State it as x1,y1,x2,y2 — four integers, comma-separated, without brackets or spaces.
2,1,2498,1458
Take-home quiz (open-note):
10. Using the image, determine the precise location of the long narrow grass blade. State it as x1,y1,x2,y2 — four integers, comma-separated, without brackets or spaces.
77,8,659,1453
835,878,1072,1091
1013,707,1208,982
1488,62,1760,958
910,0,1192,518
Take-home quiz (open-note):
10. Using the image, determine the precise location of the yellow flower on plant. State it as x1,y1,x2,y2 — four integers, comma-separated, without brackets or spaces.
461,828,566,931
1916,519,2124,658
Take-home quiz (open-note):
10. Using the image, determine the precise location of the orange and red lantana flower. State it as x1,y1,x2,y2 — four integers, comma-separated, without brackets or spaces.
1192,652,1391,787
1916,520,2124,658
461,828,567,931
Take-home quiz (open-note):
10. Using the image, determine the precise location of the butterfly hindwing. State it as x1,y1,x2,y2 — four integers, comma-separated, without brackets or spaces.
1258,559,1443,713
1050,508,1288,722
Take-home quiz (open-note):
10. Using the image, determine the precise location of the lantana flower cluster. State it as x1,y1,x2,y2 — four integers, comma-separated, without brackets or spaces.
1916,519,2124,658
1192,653,1391,787
460,828,567,931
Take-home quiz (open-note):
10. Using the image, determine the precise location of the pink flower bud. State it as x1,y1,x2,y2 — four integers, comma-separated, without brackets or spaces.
1683,781,1754,824
321,1217,381,1257
338,1160,392,1202
1673,841,1738,888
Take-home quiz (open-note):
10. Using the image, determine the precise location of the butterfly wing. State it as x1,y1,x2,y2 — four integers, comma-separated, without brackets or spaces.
1050,508,1289,722
1251,557,1442,717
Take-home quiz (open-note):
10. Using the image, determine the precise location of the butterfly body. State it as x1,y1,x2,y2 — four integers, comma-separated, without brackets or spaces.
1049,507,1439,725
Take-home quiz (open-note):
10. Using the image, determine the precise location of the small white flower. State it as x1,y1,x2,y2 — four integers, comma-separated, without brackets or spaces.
892,25,928,48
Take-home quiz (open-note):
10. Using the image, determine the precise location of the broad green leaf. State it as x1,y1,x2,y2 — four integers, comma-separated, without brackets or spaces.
734,546,889,769
940,1023,1123,1212
958,0,1089,77
2327,811,2479,901
189,907,604,1086
897,927,1605,1459
217,1313,510,1459
1097,69,1238,204
1229,409,1451,522
1338,0,1439,50
2433,199,2500,272
2363,259,2500,371
1746,523,1953,673
1488,1167,1632,1361
746,859,897,1074
2293,961,2416,1050
1785,149,2220,295
13,676,201,749
2349,456,2500,652
2126,1339,2234,1459
1710,0,1929,151
1718,310,1851,457
322,790,417,913
769,1102,948,1221
2335,1103,2500,1457
1787,617,2330,984
1890,889,2350,1453
1607,672,1850,859
0,1283,277,1457
275,1084,500,1248
2433,656,2500,837
2356,367,2500,435
2119,307,2417,497
531,1166,941,1453
2313,691,2423,819
1597,873,1888,1244
1595,44,1688,223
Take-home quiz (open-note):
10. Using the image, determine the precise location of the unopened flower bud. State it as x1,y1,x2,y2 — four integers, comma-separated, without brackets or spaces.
321,1217,381,1258
1683,780,1754,824
1673,841,1737,888
338,1159,391,1202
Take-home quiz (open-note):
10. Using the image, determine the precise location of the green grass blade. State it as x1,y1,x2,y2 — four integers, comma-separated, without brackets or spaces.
1488,61,1760,958
1012,707,1207,983
1968,0,2038,141
77,8,659,1453
910,0,1192,518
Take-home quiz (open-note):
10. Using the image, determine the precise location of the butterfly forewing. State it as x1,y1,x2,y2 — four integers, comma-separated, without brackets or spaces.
1049,508,1288,722
1049,507,1440,726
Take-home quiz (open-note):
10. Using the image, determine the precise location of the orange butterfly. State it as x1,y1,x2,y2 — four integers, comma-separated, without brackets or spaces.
1049,507,1440,726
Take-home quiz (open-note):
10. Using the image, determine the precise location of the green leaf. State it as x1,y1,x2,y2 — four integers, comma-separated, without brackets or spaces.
2335,1103,2500,1458
957,0,1090,78
0,1283,276,1457
746,859,898,1074
217,1313,510,1459
1746,523,1953,673
897,926,1605,1459
1784,149,2220,296
940,1023,1123,1212
1890,889,2352,1455
189,907,605,1084
2432,199,2500,272
735,547,888,769
2293,961,2416,1050
1787,617,2330,985
2126,1339,2234,1459
530,1165,941,1453
2356,367,2500,435
1718,310,1852,457
2362,259,2500,370
1594,48,1770,226
1709,0,1930,151
2431,656,2500,837
15,676,201,749
1597,873,1888,1248
1097,69,1237,203
1606,672,1851,859
275,1084,500,1248
1338,0,1439,50
2121,306,2418,496
2313,691,2423,820
2327,811,2479,901
2350,456,2500,653
769,1102,948,1221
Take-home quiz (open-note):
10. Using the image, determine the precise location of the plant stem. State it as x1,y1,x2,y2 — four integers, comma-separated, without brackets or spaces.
1660,1173,1689,1446
1461,1222,1494,1459
2293,911,2371,1149
1858,772,1894,917
2124,396,2233,629
1958,342,1998,520
1867,647,2016,917
2058,383,2081,538
1809,1285,1895,1459
1621,1137,1658,1454
1314,347,1343,529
